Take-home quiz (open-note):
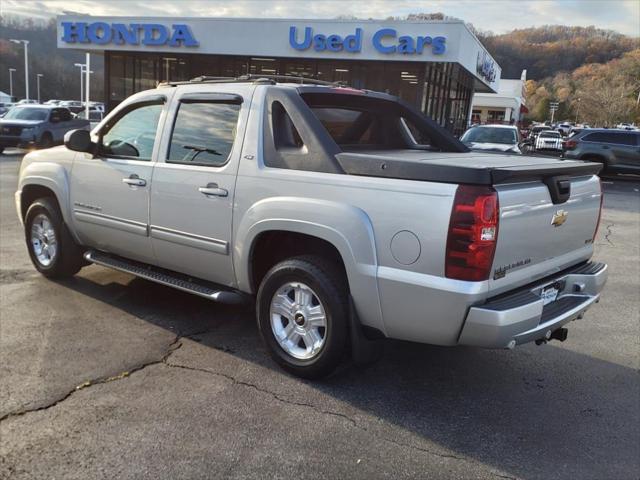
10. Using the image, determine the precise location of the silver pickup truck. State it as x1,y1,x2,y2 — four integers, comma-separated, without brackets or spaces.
15,76,607,378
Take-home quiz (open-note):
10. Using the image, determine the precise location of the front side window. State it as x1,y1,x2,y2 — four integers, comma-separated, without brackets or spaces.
101,102,163,160
167,102,241,166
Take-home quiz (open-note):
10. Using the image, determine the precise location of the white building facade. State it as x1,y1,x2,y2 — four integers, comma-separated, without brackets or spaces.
471,70,527,126
57,16,501,136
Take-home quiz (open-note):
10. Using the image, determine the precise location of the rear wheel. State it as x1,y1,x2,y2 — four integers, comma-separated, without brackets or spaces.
25,198,85,278
256,255,349,379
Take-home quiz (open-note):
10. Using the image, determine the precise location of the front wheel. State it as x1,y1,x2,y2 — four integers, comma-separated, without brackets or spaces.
24,198,85,278
256,256,349,379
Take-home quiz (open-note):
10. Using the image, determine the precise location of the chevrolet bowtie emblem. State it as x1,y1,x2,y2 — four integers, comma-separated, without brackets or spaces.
551,209,568,227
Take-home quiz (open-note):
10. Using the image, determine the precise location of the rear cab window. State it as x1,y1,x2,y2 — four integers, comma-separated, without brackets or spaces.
300,91,435,151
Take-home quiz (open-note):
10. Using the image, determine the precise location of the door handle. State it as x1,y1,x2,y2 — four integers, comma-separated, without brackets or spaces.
602,145,610,149
122,174,147,187
198,183,228,197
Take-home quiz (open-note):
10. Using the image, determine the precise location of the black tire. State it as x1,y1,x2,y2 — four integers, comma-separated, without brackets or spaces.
0,147,5,155
24,198,84,278
256,255,349,379
38,132,53,149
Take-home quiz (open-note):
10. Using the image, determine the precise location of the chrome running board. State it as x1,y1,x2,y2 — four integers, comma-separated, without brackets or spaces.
84,250,247,305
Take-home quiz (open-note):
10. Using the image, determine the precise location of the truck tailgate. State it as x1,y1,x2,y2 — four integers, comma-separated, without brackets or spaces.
490,174,602,295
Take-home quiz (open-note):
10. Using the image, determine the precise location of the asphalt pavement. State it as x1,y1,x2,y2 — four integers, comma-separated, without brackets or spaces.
1,149,638,479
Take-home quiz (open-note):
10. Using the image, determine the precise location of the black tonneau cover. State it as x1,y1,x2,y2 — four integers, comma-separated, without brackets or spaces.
335,150,602,185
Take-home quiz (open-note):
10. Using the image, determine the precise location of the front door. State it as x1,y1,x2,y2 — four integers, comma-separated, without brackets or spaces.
149,89,250,287
69,96,168,264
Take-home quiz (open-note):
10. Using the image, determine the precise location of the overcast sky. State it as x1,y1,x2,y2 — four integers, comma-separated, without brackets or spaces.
1,0,639,36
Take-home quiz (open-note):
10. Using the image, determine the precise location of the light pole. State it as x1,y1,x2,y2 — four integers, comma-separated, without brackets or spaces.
74,63,85,103
10,39,29,101
164,57,177,82
74,62,94,105
575,98,581,124
37,74,43,103
8,68,16,100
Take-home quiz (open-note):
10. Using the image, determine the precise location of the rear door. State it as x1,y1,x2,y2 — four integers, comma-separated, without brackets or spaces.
149,86,253,287
69,94,169,264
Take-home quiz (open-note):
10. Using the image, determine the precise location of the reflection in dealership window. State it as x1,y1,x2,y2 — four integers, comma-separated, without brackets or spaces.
167,102,241,166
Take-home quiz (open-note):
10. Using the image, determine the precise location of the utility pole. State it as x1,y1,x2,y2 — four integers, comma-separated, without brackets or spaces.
8,68,16,100
85,53,90,119
74,62,94,105
37,73,43,103
9,39,29,100
549,101,559,124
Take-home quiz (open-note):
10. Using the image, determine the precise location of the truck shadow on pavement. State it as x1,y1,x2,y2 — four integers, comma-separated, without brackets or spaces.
48,266,638,480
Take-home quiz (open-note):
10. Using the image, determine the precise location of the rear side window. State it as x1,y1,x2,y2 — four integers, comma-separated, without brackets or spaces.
167,102,240,166
583,132,636,146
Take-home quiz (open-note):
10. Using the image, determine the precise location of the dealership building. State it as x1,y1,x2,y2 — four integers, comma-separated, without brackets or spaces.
57,16,501,135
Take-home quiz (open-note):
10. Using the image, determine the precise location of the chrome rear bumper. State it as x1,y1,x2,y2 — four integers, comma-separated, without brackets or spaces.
458,262,607,348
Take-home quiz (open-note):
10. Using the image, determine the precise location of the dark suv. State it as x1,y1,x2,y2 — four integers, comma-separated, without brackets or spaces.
563,129,640,174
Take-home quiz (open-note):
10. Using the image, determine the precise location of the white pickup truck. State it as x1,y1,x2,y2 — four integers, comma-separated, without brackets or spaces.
16,76,607,378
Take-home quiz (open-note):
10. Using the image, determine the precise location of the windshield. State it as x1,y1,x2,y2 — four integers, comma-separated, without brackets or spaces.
3,107,49,121
539,131,560,138
461,127,517,145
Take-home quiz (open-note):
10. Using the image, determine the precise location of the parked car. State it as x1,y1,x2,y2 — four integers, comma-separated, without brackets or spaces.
17,99,39,105
44,99,62,106
15,77,607,378
460,124,522,153
77,108,104,128
557,123,573,136
535,130,563,151
59,100,84,114
0,105,90,154
88,102,105,113
0,102,11,117
530,125,552,140
563,129,640,174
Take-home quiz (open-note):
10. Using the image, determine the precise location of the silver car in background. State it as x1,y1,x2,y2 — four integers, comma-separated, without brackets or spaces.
460,124,522,154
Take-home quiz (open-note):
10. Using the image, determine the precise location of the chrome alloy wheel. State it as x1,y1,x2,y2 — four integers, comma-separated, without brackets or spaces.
269,282,327,360
30,213,58,267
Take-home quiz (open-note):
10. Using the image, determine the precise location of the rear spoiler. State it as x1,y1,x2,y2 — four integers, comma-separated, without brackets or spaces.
336,153,602,185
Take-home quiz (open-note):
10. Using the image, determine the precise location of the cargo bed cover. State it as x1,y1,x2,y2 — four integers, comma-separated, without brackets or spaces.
336,150,602,185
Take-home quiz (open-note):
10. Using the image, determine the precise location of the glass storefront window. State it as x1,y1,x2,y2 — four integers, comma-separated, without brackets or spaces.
106,52,478,136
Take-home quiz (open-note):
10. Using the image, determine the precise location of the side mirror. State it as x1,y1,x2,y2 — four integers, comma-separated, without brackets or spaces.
64,129,94,153
50,116,60,123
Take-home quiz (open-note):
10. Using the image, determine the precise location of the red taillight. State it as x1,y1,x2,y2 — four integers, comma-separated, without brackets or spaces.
593,179,604,241
445,185,499,281
563,140,577,150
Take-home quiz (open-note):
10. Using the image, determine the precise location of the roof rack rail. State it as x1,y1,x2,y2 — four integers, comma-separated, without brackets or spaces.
159,73,349,88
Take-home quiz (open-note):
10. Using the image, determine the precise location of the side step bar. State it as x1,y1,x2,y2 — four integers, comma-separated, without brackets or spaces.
84,250,247,305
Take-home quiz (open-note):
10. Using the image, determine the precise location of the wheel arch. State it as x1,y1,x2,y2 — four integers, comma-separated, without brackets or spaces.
235,197,386,335
19,161,73,227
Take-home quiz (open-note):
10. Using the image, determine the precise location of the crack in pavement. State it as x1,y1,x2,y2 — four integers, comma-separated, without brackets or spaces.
161,359,513,476
2,333,515,479
0,335,182,423
598,222,615,247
